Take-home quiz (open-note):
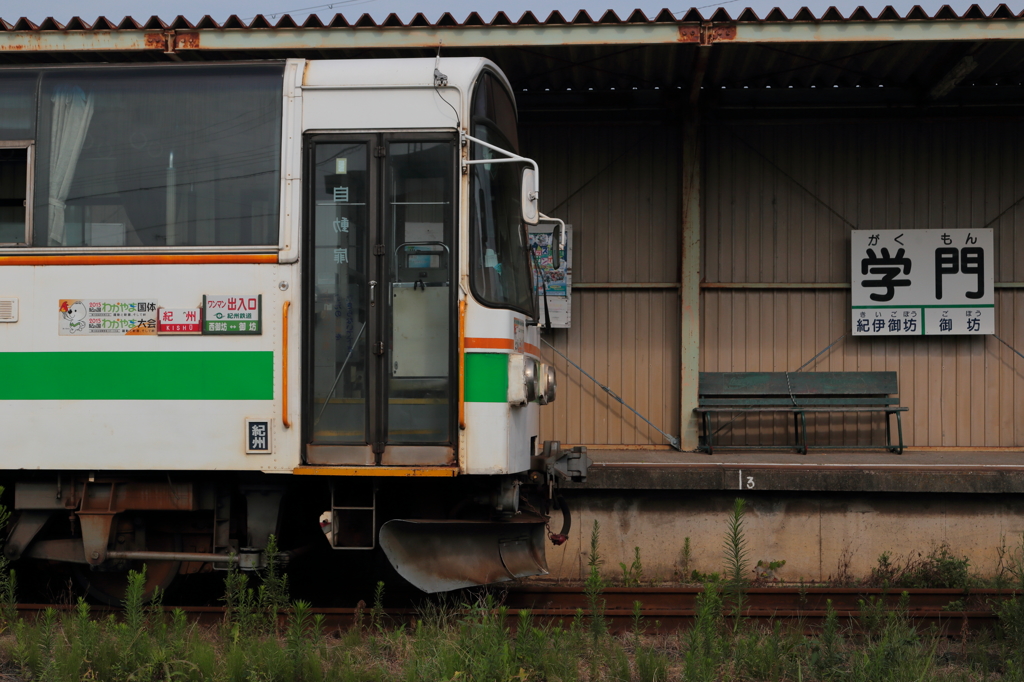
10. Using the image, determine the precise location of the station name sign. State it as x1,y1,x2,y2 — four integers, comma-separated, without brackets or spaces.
851,229,993,336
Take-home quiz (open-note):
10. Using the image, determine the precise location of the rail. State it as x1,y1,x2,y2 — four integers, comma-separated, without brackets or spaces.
14,585,1014,634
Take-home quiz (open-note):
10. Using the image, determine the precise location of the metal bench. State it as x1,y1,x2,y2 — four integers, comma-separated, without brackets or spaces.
695,372,908,455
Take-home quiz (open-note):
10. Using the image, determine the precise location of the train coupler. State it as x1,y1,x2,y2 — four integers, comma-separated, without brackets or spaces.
528,441,590,487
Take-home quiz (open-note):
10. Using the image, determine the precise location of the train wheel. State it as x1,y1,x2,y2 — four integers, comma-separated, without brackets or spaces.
73,521,182,606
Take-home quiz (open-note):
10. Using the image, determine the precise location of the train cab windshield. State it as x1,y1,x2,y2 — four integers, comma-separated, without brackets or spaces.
469,72,536,318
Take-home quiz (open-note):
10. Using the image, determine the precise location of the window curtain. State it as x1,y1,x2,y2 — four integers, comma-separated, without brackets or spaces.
47,85,94,246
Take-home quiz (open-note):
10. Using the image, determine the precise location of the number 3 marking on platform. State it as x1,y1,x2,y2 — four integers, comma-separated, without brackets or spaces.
746,476,755,489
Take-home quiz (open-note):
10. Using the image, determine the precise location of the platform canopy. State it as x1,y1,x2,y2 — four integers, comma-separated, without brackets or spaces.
2,6,1024,117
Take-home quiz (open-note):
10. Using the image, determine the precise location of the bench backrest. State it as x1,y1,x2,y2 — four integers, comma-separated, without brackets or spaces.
698,372,898,406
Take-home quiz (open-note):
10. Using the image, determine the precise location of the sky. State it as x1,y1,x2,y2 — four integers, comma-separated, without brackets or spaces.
1,0,1021,26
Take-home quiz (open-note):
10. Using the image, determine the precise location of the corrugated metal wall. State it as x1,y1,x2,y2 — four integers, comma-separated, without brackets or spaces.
522,123,681,446
702,121,1024,447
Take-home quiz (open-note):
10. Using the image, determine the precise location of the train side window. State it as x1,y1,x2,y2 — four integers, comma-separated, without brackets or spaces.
0,144,32,245
30,64,283,248
0,71,38,246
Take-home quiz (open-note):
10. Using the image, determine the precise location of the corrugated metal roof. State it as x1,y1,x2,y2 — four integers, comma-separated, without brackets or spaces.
2,6,1023,100
1,4,1023,31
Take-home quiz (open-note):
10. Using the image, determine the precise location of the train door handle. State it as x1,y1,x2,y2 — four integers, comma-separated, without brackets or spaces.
369,280,377,307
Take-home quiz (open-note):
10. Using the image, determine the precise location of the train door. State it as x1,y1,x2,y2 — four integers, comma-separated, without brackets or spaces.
304,134,457,466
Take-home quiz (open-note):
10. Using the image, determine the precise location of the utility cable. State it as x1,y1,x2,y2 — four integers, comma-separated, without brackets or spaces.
979,193,1024,232
725,127,858,232
994,334,1024,364
674,0,742,16
541,337,681,450
546,149,630,215
244,0,373,22
432,45,461,130
795,333,847,372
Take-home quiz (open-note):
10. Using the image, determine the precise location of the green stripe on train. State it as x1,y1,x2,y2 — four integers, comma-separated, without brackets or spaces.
0,351,273,400
464,353,508,403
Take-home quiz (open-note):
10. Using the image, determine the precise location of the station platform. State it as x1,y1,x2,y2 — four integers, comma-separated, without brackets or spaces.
566,449,1024,494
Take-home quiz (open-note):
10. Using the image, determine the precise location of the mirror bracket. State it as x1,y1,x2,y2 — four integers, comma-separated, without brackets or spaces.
461,132,540,225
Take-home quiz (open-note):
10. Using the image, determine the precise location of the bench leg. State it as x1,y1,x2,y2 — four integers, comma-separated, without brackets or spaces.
884,411,905,455
794,412,800,448
800,411,808,455
704,412,714,456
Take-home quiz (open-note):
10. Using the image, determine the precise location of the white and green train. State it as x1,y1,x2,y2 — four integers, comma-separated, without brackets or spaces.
0,57,586,601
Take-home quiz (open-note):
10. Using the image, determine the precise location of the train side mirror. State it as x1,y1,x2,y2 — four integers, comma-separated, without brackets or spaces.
521,168,539,225
550,225,561,270
538,214,566,271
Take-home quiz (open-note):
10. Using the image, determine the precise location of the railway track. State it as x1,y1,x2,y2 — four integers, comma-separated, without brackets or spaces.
13,585,1017,633
501,585,1012,632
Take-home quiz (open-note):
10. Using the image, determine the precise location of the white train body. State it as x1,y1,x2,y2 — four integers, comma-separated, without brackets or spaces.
0,57,573,597
0,57,544,476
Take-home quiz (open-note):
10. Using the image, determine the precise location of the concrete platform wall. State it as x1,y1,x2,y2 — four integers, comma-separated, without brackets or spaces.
545,491,1024,583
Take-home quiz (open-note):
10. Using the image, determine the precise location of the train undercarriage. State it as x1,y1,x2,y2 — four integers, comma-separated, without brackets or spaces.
3,444,586,604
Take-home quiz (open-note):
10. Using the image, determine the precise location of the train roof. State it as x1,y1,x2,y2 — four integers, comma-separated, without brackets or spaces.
302,57,509,97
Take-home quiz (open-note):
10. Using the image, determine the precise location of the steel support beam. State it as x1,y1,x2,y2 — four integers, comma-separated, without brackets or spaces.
732,20,1024,44
679,50,707,453
3,20,1024,55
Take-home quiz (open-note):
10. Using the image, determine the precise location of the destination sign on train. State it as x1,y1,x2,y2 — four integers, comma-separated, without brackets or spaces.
851,228,994,336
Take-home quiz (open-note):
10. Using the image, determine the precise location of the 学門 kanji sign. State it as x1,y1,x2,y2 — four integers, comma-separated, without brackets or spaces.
851,229,993,336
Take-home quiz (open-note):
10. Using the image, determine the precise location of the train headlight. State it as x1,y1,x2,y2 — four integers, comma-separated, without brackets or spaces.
538,363,557,405
508,354,540,405
524,357,540,403
507,355,553,405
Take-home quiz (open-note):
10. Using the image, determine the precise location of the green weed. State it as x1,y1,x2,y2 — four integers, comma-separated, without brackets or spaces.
754,558,787,582
678,536,693,582
584,519,607,644
620,545,644,587
370,580,386,632
260,534,290,634
847,593,939,682
723,497,750,630
871,543,973,590
732,621,802,681
635,642,670,682
809,599,846,681
684,580,727,682
690,569,722,583
607,641,631,682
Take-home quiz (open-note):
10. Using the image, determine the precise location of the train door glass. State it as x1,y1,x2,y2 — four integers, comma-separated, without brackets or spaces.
308,135,454,456
385,141,453,444
309,140,371,444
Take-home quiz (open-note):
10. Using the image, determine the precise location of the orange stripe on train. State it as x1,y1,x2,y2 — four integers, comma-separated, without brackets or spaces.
465,338,540,356
0,254,278,266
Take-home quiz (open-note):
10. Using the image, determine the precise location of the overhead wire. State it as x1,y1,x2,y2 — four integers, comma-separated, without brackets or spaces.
674,0,743,16
243,0,374,22
542,338,681,450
